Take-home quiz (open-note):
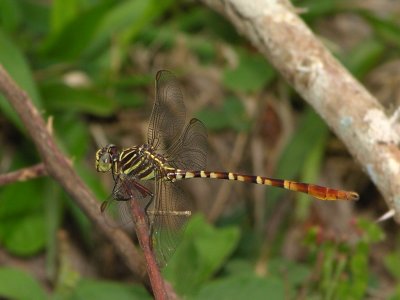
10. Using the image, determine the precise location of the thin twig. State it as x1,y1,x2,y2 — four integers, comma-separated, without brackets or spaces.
200,0,400,222
117,176,168,299
130,198,167,300
0,163,47,186
0,65,176,297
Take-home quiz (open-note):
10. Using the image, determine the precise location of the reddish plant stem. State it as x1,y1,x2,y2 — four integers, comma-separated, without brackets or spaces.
129,199,167,300
117,177,167,299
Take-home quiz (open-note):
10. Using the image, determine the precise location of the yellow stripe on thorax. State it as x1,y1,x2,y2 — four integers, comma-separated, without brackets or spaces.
140,170,155,180
122,156,145,175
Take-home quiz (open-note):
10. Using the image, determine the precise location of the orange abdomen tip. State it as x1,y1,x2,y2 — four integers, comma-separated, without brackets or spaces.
310,186,360,201
346,191,360,201
333,190,360,201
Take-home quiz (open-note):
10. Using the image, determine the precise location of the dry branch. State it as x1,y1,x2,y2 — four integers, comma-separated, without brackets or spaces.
0,65,174,298
200,0,400,221
0,163,47,186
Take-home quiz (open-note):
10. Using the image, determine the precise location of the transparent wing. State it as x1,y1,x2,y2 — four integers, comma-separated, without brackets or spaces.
147,70,186,151
100,195,133,229
166,118,208,170
149,177,192,267
101,176,154,228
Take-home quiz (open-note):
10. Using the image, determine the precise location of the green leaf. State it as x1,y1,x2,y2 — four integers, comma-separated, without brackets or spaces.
384,252,400,280
188,38,216,64
0,29,42,132
296,121,328,220
40,82,117,117
224,259,255,276
327,255,347,300
177,7,240,43
362,13,400,49
269,258,311,287
196,96,250,131
115,91,145,108
195,274,285,300
276,109,328,179
50,0,79,34
66,279,151,300
87,0,176,71
163,214,240,295
0,0,22,32
94,0,152,44
43,0,174,62
136,24,176,50
115,0,176,46
320,245,335,293
0,176,47,256
196,108,230,131
18,0,50,34
0,267,47,300
53,114,91,159
45,183,63,281
292,0,346,21
343,38,384,79
266,108,328,204
357,218,385,243
42,2,113,60
223,96,251,131
177,7,217,33
223,50,275,93
3,213,46,256
0,183,42,221
348,243,368,299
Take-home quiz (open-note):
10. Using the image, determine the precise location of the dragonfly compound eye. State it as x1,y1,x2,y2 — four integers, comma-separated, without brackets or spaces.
97,152,112,172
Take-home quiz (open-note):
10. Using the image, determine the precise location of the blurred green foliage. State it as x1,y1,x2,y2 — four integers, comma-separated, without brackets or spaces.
304,219,385,300
164,214,240,295
222,49,275,93
197,96,251,131
0,267,48,300
0,0,399,299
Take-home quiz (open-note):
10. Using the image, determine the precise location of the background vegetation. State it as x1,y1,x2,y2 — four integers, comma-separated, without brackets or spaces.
0,0,399,299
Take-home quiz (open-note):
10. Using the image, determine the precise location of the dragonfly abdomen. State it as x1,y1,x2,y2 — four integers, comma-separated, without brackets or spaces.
170,169,359,201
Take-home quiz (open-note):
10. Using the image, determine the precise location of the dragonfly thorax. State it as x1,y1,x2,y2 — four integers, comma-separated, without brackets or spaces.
117,144,169,180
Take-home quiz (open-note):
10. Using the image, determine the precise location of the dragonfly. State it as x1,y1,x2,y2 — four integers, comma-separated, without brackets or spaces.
96,70,359,266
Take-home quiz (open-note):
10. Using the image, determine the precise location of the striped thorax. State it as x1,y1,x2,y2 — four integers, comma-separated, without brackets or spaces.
96,143,173,181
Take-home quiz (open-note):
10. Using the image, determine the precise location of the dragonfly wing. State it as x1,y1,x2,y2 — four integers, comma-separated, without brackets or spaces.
102,176,154,228
147,70,186,152
149,178,192,267
101,197,133,229
167,118,208,170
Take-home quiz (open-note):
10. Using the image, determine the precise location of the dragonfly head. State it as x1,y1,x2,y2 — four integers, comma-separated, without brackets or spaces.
96,144,119,173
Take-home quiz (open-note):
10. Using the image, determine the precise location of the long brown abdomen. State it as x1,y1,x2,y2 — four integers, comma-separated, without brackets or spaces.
171,170,359,201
